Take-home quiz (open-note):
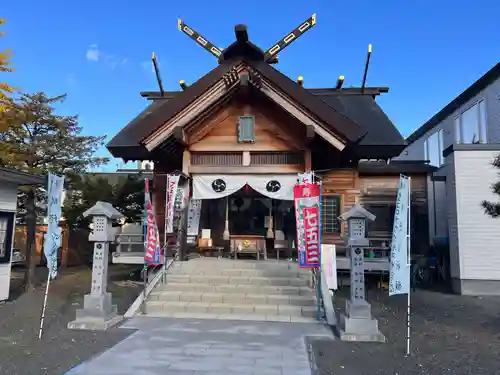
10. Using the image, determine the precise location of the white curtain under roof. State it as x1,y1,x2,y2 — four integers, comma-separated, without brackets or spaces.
192,174,297,200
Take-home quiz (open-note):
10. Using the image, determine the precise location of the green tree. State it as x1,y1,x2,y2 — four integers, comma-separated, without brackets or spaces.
481,154,500,218
63,174,144,230
0,92,108,291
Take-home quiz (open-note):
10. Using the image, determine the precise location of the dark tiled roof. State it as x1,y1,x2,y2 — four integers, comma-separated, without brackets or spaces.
137,88,404,149
107,62,234,158
0,167,44,185
406,61,500,145
107,60,369,158
315,94,404,146
358,160,437,175
250,61,365,142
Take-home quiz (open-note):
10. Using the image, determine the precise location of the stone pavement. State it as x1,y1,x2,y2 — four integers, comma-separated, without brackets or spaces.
66,316,333,375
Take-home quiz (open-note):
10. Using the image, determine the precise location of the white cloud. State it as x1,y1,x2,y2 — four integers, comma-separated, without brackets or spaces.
85,44,129,71
141,60,155,73
86,44,100,62
66,73,76,86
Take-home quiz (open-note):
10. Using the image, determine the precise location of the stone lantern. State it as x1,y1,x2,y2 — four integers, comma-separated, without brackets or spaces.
338,204,385,342
68,201,124,331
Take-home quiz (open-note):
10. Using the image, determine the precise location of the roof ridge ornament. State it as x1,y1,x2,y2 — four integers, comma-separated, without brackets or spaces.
263,13,317,62
177,14,317,64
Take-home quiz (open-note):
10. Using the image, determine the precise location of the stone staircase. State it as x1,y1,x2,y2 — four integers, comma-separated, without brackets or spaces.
146,258,319,323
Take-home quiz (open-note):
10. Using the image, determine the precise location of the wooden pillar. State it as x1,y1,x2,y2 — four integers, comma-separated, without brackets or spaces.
304,150,312,172
179,149,191,261
59,220,69,267
182,150,191,176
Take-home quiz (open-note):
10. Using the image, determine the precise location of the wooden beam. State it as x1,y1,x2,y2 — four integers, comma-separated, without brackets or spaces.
255,108,306,150
189,165,303,174
172,127,187,145
182,149,191,176
336,75,344,89
306,124,315,139
258,82,346,151
188,108,230,144
144,63,246,150
145,82,234,150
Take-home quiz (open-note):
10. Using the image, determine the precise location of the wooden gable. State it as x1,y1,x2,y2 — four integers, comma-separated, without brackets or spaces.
188,97,306,152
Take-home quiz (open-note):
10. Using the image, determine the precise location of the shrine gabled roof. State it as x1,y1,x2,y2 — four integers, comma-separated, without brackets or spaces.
107,19,405,160
107,59,371,158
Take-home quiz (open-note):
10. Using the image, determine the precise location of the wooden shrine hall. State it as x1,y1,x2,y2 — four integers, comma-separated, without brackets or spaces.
107,15,434,261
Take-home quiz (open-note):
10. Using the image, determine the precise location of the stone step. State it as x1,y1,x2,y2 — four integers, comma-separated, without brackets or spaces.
172,259,304,271
149,290,316,306
146,300,317,318
165,274,310,287
170,267,311,280
159,282,313,296
143,310,319,323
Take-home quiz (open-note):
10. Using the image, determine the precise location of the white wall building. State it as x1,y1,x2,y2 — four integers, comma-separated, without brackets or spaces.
397,62,500,295
0,168,43,301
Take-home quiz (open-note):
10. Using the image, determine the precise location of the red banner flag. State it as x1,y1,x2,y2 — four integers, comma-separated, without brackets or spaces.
293,183,321,268
303,206,320,267
144,179,163,265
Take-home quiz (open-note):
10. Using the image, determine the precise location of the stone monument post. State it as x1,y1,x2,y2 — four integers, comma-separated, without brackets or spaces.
68,201,124,331
338,204,385,342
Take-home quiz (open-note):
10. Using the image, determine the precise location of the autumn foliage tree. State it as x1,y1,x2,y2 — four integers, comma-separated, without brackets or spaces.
0,18,15,123
481,154,500,218
0,92,108,290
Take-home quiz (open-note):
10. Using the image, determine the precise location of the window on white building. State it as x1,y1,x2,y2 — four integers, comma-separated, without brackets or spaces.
424,129,444,167
454,100,487,144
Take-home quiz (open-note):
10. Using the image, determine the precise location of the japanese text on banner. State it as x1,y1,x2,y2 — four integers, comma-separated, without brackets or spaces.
293,183,321,268
187,199,202,236
165,175,180,233
144,179,162,265
303,207,320,267
389,175,410,296
43,173,65,279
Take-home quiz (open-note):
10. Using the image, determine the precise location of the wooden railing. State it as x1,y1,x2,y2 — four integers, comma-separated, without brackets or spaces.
191,152,242,166
250,152,303,165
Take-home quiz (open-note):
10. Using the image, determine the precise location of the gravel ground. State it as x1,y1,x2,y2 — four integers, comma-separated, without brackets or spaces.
0,265,142,375
4,266,500,375
312,285,500,375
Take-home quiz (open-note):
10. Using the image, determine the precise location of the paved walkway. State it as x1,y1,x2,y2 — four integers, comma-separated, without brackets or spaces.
66,317,333,375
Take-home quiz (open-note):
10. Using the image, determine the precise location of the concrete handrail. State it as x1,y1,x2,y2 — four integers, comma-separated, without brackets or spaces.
124,258,174,318
320,267,337,327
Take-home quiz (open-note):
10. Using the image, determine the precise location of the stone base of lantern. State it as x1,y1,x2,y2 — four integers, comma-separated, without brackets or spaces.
67,292,123,331
338,300,385,342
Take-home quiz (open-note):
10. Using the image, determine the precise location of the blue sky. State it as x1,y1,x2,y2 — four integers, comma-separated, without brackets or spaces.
3,0,499,171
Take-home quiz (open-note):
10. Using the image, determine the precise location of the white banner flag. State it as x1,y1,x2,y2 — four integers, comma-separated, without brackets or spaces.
389,174,411,296
187,199,202,236
321,244,337,292
43,173,65,279
165,175,180,234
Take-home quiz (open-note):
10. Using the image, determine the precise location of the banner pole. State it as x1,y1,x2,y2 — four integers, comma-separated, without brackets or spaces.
142,178,148,315
316,179,323,320
38,271,51,339
163,175,169,284
38,173,64,339
405,176,412,357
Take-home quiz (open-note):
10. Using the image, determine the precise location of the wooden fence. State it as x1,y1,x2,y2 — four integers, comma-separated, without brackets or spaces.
13,224,93,267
